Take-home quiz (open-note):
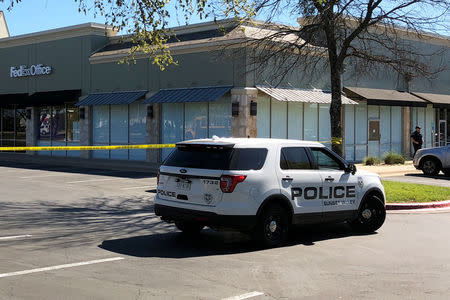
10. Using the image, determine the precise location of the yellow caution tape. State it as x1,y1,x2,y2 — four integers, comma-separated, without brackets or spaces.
0,144,176,152
331,137,343,145
318,138,343,145
0,138,344,151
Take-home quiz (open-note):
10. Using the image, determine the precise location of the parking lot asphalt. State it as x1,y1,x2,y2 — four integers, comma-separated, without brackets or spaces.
1,162,449,299
383,173,450,187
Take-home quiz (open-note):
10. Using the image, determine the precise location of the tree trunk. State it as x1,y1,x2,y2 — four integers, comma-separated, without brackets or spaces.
329,55,343,157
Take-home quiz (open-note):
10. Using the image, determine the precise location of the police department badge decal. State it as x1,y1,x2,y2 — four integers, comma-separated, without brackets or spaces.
358,177,364,189
204,193,213,204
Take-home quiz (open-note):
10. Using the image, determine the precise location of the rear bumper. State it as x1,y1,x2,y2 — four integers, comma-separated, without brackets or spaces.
154,204,256,230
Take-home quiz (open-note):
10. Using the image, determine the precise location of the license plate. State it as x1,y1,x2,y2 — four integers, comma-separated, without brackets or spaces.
176,181,191,191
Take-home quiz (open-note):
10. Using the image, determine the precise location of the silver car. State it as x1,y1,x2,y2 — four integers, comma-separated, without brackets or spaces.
413,145,450,176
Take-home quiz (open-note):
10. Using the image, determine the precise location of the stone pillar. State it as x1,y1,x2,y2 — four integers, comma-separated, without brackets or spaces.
402,106,411,158
79,106,92,159
147,103,161,164
231,87,258,138
25,107,39,155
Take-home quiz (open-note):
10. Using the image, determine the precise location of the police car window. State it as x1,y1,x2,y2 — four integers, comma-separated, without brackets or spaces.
280,147,312,170
229,148,268,170
163,147,267,170
311,148,343,170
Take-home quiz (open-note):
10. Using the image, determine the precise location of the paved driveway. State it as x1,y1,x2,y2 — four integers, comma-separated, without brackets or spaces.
0,161,449,299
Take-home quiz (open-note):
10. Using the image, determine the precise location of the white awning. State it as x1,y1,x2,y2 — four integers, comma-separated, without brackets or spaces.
256,85,358,105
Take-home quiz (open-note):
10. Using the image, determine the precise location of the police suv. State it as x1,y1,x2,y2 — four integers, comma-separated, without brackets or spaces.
155,138,386,247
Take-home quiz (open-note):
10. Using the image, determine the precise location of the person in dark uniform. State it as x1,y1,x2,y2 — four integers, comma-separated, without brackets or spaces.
411,126,423,157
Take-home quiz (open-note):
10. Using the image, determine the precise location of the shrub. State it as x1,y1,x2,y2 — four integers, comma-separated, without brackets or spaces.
384,152,406,165
363,156,381,165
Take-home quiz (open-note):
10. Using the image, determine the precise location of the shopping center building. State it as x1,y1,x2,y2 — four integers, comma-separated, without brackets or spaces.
0,15,449,169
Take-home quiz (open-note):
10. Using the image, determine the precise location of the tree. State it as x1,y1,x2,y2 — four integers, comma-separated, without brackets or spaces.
3,0,449,155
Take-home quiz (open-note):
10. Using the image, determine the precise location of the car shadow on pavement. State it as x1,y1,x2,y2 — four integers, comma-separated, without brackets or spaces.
0,160,155,179
405,173,450,180
99,223,374,258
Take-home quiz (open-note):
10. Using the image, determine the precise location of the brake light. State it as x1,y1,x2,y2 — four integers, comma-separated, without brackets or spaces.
157,170,160,185
220,175,246,193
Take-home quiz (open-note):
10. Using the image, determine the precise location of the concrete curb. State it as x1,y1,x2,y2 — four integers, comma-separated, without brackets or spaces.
386,200,450,210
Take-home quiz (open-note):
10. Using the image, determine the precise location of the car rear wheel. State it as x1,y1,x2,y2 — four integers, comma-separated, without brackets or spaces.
254,203,289,248
421,158,440,176
175,221,204,235
350,195,386,233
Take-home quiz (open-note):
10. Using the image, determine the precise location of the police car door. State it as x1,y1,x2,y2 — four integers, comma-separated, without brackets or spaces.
310,147,359,221
277,146,323,220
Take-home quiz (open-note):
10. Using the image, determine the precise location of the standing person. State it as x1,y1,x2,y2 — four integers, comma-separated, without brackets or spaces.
411,126,423,157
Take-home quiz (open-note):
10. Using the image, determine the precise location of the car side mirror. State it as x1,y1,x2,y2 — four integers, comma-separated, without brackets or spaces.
345,163,357,175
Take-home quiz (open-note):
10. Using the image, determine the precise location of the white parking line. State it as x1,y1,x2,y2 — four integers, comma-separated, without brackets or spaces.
222,291,264,300
0,234,32,241
66,178,121,184
121,186,157,190
0,257,124,278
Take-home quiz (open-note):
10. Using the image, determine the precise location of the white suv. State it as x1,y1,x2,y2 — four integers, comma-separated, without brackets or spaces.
155,138,386,247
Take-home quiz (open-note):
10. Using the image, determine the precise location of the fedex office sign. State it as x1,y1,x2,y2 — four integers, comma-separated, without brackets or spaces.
10,64,52,78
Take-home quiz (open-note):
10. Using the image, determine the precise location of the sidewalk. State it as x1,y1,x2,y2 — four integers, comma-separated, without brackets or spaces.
355,160,421,178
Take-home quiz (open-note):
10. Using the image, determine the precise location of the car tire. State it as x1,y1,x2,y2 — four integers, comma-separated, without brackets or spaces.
350,195,386,233
421,158,440,176
254,203,289,248
175,221,204,235
443,171,450,177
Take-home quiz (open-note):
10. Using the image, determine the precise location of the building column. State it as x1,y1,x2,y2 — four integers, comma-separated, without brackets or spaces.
79,106,92,159
402,106,411,158
147,102,161,164
25,107,39,155
231,87,258,138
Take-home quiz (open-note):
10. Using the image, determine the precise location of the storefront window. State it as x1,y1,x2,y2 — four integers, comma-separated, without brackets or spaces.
304,103,318,141
38,107,51,141
92,103,148,161
287,102,302,140
162,103,184,160
67,106,80,143
319,104,331,148
257,96,270,138
270,99,287,138
37,105,80,157
2,108,15,147
129,101,147,160
93,105,110,159
15,109,27,148
355,102,368,161
110,105,129,160
209,97,231,138
161,99,232,160
185,102,207,140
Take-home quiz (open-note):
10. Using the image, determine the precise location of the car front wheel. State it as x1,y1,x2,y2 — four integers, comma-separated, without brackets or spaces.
421,158,440,176
350,195,386,233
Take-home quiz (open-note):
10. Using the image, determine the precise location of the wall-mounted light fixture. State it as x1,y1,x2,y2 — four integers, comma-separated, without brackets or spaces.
79,107,85,120
250,100,257,116
147,105,154,119
232,102,239,116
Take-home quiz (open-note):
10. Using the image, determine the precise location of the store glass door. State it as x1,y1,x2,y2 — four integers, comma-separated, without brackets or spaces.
0,106,27,151
15,108,27,147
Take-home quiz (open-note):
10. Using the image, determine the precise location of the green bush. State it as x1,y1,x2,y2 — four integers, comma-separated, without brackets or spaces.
363,156,381,165
383,152,406,165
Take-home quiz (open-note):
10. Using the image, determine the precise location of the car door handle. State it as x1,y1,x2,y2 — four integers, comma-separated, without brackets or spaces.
324,176,335,182
282,177,293,181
